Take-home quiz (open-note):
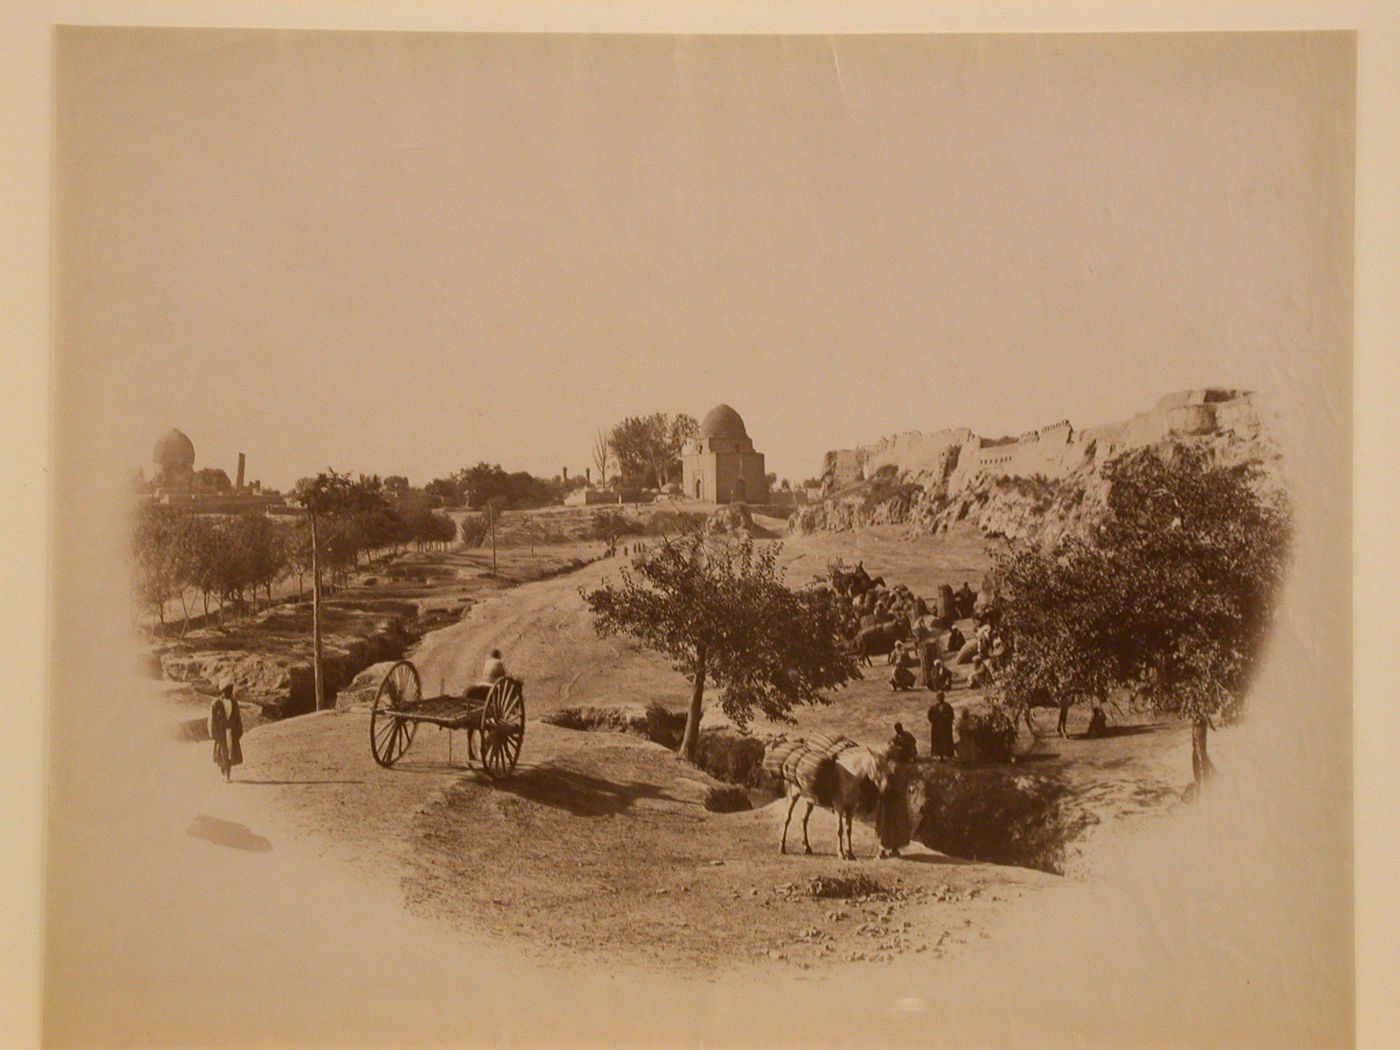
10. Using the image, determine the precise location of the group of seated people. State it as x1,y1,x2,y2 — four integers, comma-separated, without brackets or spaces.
886,613,1010,694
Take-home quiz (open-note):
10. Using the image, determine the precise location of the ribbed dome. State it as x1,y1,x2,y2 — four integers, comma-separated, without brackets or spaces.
154,428,195,468
699,404,748,440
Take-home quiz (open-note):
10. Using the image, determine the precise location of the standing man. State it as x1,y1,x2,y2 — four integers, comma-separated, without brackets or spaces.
927,691,956,762
208,684,243,782
878,724,917,859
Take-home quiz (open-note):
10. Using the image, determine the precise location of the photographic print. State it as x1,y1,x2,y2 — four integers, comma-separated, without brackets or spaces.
45,26,1353,1048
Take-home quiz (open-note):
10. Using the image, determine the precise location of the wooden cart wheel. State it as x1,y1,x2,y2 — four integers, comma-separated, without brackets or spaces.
479,677,525,779
370,660,420,767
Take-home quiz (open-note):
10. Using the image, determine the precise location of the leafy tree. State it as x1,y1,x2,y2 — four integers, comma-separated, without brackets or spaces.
582,534,858,762
607,412,698,488
227,512,285,608
990,445,1290,792
132,506,183,628
991,536,1126,736
425,476,464,505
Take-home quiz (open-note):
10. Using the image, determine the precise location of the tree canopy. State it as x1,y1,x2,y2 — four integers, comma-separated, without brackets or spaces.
989,444,1290,787
582,533,857,761
606,413,698,488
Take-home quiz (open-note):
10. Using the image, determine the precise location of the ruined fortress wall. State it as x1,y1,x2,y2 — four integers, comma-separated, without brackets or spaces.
951,420,1084,488
860,428,973,481
819,390,1257,496
821,449,868,492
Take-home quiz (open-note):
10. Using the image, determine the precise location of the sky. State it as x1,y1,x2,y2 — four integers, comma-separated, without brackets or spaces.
54,29,1353,489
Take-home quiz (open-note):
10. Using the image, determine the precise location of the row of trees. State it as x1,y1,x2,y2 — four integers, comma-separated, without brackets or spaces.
134,509,293,628
424,463,585,510
133,492,457,632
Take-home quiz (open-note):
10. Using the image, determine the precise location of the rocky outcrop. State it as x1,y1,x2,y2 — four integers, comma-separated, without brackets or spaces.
793,389,1280,546
156,598,465,718
705,502,771,538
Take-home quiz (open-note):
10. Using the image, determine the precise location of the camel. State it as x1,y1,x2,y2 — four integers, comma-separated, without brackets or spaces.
765,737,889,860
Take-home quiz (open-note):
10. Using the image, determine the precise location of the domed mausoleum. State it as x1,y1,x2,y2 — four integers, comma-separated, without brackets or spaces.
682,404,767,504
153,427,196,490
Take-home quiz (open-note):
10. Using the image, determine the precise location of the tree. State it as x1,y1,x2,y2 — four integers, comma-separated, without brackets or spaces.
990,536,1126,736
592,430,612,487
227,513,286,609
990,445,1290,793
132,506,183,629
292,470,388,710
606,413,697,488
425,476,464,505
582,533,858,762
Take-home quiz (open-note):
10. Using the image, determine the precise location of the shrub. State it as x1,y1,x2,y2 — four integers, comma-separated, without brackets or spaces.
459,513,489,547
692,730,771,789
963,707,1019,762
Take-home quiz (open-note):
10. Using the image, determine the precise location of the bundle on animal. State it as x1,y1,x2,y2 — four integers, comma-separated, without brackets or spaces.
763,733,888,860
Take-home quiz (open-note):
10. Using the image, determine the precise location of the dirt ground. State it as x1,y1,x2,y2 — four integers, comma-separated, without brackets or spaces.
206,517,1191,975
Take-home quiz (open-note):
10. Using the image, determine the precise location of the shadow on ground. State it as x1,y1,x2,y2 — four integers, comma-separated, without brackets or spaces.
186,815,273,852
497,763,694,816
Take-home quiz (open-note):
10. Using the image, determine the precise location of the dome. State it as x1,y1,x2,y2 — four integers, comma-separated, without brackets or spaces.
699,404,748,440
154,428,195,468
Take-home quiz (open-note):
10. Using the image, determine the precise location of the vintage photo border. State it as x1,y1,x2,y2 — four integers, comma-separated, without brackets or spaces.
4,1,1397,1046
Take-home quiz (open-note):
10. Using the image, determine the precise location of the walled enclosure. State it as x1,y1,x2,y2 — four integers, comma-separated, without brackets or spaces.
819,389,1261,496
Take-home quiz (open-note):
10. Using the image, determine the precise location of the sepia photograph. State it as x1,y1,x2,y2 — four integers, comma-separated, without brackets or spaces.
36,17,1359,1048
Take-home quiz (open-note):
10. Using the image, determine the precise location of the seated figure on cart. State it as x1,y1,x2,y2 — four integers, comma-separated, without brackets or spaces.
465,648,508,702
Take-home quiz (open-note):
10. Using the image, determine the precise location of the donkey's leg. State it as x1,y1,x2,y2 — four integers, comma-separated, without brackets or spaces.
780,793,799,854
801,801,814,854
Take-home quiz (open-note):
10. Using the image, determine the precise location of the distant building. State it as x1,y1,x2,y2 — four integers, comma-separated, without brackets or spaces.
146,427,282,513
682,404,768,504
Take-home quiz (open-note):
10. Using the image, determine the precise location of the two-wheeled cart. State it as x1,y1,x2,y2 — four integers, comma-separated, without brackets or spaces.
369,659,525,779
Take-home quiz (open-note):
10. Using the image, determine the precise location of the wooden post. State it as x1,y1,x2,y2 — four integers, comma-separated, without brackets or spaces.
310,510,325,712
489,503,497,574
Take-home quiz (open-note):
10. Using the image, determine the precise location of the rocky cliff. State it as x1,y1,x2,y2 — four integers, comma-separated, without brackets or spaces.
790,389,1281,546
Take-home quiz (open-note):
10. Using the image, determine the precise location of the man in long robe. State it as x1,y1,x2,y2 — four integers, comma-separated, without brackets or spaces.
877,726,917,858
208,686,243,781
928,692,956,761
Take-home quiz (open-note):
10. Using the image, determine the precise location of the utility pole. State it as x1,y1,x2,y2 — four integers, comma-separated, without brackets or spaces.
310,509,325,711
489,502,497,574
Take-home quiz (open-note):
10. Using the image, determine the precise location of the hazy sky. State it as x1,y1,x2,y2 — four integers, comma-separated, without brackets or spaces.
55,29,1353,488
